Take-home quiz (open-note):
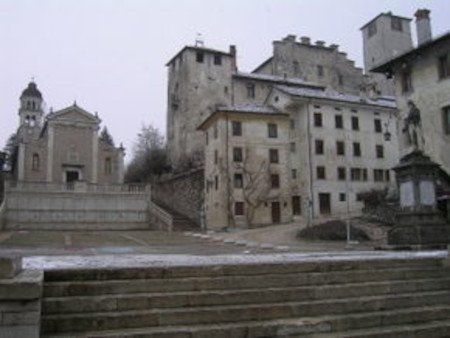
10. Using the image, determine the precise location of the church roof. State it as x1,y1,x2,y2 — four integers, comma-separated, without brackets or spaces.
21,81,42,99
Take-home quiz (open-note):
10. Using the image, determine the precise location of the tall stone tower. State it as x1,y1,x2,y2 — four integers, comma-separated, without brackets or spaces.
18,81,44,128
361,12,413,71
166,45,237,168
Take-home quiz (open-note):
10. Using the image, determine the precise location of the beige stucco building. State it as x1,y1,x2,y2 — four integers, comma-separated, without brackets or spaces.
14,82,125,185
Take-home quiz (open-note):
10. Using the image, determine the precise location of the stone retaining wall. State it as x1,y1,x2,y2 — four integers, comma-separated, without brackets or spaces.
152,168,204,226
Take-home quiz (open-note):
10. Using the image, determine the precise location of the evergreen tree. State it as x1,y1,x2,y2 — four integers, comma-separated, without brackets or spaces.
99,126,114,146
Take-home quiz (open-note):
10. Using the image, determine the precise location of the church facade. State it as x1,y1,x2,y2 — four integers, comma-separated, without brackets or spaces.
14,82,125,185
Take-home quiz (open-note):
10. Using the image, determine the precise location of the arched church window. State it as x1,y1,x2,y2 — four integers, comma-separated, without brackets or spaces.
27,101,31,109
32,153,40,171
32,101,36,110
105,157,112,174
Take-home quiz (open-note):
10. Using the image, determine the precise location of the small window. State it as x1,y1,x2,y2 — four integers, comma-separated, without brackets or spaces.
351,116,359,131
291,169,297,179
317,166,326,180
385,170,390,182
32,153,40,171
338,73,344,86
336,141,345,156
293,61,300,76
317,65,324,77
315,139,324,155
214,150,218,164
292,195,301,215
246,83,255,98
205,131,209,145
215,175,219,190
351,168,362,181
196,51,204,63
214,54,222,65
363,168,368,181
314,113,322,127
353,142,361,157
290,142,296,153
269,148,279,163
374,119,382,133
337,167,346,181
339,193,346,202
234,173,243,188
374,169,384,182
442,106,450,134
335,115,343,129
271,174,280,189
232,121,242,136
234,202,244,215
368,21,377,37
268,123,278,138
233,147,243,162
376,144,384,158
401,69,413,93
214,124,218,139
438,54,450,79
391,17,403,31
105,157,112,174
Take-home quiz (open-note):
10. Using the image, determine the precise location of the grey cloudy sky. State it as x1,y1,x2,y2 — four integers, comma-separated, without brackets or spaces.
1,0,449,161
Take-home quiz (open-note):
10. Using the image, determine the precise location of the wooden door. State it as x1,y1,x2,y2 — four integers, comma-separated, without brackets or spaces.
271,201,281,224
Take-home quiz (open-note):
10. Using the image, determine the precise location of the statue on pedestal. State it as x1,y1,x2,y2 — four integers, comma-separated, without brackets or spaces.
402,100,425,150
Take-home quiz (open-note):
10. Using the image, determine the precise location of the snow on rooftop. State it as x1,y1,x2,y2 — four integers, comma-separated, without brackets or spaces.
277,85,397,108
23,251,447,271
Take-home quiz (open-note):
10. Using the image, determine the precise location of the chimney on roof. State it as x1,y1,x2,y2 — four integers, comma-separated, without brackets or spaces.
229,45,237,72
415,9,432,45
284,34,297,42
329,44,339,51
300,36,310,45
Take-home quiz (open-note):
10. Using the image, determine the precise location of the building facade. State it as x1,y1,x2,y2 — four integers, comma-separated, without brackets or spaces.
14,82,125,184
372,9,450,175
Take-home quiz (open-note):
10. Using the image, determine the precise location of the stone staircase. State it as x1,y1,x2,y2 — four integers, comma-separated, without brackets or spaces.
41,257,450,337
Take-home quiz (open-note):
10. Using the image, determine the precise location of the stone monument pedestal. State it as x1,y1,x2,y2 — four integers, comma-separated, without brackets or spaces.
388,151,450,249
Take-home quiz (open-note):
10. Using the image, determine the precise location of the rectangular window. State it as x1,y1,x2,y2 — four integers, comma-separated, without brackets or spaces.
353,142,361,157
368,21,377,37
234,202,244,215
351,116,359,131
374,118,382,133
339,193,346,202
234,173,243,188
335,115,343,129
337,167,346,181
338,74,344,86
438,54,450,79
215,175,219,190
214,53,222,65
317,65,324,77
290,142,296,153
214,124,218,139
314,113,322,127
269,148,279,163
233,147,243,162
374,169,384,182
290,119,295,129
315,139,324,155
246,83,255,98
351,168,361,181
205,131,209,145
401,69,413,93
214,150,218,164
292,195,301,215
391,17,402,31
232,121,242,136
196,51,204,63
363,168,368,181
336,141,345,156
271,174,280,189
385,170,390,182
291,169,297,179
317,166,326,180
442,106,450,134
376,144,384,158
268,123,278,138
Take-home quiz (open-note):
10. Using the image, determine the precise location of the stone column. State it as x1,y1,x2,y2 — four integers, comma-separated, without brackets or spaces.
92,127,98,184
17,143,25,181
46,124,54,182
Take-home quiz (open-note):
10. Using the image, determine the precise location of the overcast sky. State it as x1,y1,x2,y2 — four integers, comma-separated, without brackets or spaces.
1,0,449,161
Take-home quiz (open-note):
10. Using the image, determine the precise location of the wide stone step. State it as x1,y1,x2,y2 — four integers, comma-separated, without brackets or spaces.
43,258,443,282
42,277,450,314
41,289,450,333
43,266,449,297
41,306,450,338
